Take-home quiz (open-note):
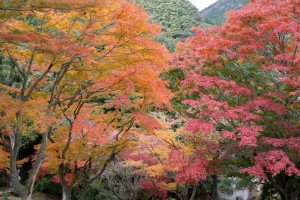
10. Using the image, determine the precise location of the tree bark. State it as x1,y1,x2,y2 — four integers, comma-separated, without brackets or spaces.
266,173,300,200
211,174,218,200
9,111,49,200
183,185,188,200
267,173,288,200
59,164,72,200
62,186,72,200
27,131,48,198
9,111,28,200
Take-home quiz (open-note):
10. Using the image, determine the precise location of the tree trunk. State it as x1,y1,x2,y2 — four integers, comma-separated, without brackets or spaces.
9,110,50,200
211,174,218,200
266,173,299,200
27,131,48,197
189,185,197,200
59,164,72,200
278,191,300,200
290,188,300,200
62,186,72,200
9,111,28,200
183,184,188,200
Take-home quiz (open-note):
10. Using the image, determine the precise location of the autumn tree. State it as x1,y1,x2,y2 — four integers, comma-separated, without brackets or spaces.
171,0,300,199
0,0,171,199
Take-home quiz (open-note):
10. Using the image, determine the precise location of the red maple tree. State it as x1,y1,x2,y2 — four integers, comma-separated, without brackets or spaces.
172,0,300,199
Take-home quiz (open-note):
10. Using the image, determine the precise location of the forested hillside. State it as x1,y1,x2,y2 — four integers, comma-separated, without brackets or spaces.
202,0,249,24
133,0,211,51
132,0,249,50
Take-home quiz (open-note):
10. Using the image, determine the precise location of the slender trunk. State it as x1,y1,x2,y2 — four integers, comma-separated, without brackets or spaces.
62,186,72,200
267,173,289,200
183,184,188,200
189,185,197,200
59,164,72,200
211,175,218,200
27,131,48,197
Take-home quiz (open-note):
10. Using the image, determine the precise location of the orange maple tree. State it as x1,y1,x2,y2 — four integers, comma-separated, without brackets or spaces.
0,0,171,199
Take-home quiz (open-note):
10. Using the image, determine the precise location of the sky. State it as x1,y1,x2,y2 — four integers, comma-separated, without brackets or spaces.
189,0,218,11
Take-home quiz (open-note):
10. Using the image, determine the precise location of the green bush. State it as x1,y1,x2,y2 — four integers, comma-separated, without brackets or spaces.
34,177,62,196
73,182,117,200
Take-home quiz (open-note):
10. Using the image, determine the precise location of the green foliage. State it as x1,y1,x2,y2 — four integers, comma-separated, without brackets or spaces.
156,35,177,52
25,13,43,29
34,177,62,196
1,192,9,200
137,189,150,200
0,52,22,87
73,181,118,200
161,68,185,92
161,69,188,109
219,178,234,195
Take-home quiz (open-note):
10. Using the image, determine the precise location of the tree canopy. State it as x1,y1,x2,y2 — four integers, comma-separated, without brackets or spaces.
0,0,299,200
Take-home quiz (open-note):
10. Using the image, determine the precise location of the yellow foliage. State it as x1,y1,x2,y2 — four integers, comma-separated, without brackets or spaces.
158,182,177,191
145,164,165,178
0,146,9,170
123,160,144,168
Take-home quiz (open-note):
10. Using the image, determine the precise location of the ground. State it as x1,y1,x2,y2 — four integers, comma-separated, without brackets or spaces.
0,188,60,200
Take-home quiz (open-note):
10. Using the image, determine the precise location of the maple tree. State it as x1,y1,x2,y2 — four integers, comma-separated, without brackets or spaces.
0,0,171,199
171,0,300,199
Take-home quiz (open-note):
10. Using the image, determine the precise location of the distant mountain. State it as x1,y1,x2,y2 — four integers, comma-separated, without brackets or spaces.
132,0,211,51
202,0,249,25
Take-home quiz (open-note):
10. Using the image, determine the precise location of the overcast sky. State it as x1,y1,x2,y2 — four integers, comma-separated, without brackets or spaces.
189,0,218,11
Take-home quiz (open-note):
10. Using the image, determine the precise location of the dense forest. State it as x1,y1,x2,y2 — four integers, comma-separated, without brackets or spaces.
0,0,299,200
133,0,211,51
